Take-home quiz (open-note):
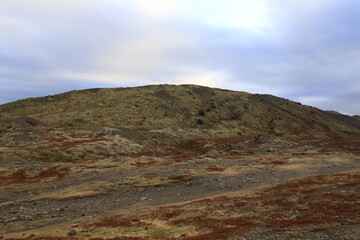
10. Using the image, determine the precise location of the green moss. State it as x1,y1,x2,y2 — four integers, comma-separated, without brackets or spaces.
149,227,172,238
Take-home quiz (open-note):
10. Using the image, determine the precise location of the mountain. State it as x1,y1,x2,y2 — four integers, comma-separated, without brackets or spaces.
1,84,359,139
1,85,359,239
1,84,359,163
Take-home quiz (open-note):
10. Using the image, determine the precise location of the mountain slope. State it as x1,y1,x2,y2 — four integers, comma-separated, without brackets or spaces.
1,84,359,140
1,85,360,240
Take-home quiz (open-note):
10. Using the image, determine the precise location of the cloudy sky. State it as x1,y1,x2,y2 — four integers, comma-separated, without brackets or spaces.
1,0,359,115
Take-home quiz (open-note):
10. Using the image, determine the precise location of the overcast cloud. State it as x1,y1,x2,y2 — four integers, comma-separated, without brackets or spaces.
0,0,359,115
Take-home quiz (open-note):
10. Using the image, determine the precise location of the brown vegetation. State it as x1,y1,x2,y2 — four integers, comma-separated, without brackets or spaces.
206,165,226,172
83,171,359,240
0,166,70,186
131,160,172,168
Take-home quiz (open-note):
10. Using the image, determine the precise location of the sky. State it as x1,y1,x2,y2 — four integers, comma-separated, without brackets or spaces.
0,0,359,115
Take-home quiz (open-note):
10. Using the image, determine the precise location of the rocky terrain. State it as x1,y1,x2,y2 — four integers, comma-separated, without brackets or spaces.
0,85,359,239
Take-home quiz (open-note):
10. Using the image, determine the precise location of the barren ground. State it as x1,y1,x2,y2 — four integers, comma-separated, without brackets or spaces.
1,136,359,240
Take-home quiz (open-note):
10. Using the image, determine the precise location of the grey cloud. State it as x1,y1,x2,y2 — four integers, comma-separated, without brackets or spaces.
0,0,359,115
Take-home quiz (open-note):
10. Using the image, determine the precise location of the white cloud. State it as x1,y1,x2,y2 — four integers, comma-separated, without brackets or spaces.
139,0,184,17
179,0,270,31
0,0,359,114
176,71,227,87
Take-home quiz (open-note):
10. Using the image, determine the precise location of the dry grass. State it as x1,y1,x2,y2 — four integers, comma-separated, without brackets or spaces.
31,181,116,200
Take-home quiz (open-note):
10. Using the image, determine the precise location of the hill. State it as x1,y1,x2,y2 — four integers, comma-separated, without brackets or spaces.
0,85,359,240
1,84,359,139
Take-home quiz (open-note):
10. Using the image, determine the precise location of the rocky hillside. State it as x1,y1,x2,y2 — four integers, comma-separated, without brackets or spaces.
1,85,360,240
1,84,359,140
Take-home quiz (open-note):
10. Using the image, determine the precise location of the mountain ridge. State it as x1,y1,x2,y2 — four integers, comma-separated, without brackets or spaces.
1,84,359,140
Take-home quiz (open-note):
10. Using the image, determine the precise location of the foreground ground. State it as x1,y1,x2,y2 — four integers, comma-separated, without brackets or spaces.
0,136,359,239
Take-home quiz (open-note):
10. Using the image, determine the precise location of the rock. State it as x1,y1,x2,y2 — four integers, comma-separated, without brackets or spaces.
27,233,35,238
72,224,78,227
0,236,4,239
68,230,77,236
222,203,235,207
186,182,192,186
181,233,187,238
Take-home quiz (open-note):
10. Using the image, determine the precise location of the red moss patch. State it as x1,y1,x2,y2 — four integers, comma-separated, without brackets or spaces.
89,238,149,240
180,216,257,240
170,154,193,159
206,165,226,172
5,238,147,240
4,238,77,240
39,134,107,150
85,216,142,228
155,209,184,221
131,160,171,168
81,171,360,240
0,166,70,186
130,151,169,158
318,140,360,154
168,175,192,181
80,165,114,169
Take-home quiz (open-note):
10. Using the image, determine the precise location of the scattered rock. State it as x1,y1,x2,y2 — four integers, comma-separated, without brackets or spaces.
222,203,235,207
68,230,77,236
181,233,187,238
